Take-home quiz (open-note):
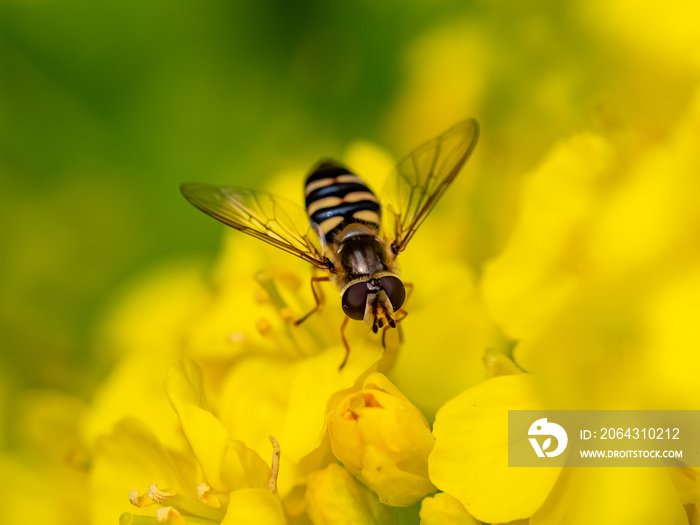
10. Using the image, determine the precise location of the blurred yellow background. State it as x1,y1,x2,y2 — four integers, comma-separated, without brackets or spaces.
1,0,699,521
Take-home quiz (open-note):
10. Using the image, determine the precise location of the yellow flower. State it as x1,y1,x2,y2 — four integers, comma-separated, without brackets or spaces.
216,338,382,497
9,2,700,523
430,373,691,525
481,130,617,347
92,418,216,524
82,148,417,523
327,373,436,507
484,87,700,410
430,90,700,522
91,359,282,525
81,47,700,520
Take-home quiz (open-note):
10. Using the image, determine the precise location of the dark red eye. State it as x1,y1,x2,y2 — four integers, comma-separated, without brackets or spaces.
379,276,405,311
341,282,368,320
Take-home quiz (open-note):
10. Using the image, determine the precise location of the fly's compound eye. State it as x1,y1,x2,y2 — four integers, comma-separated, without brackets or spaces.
341,282,369,320
379,276,406,311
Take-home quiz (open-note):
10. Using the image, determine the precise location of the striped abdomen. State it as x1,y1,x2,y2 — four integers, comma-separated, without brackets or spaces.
304,161,381,245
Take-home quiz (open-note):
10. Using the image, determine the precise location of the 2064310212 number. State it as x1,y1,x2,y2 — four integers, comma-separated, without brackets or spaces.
599,427,680,439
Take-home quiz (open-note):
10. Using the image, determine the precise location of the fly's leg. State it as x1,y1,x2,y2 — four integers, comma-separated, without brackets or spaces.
339,317,350,370
381,281,413,348
382,308,408,348
295,275,350,370
295,276,330,326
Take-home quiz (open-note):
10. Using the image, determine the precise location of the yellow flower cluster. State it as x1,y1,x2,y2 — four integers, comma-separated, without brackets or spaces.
77,145,471,523
4,2,700,524
429,93,700,523
76,79,700,522
60,124,511,524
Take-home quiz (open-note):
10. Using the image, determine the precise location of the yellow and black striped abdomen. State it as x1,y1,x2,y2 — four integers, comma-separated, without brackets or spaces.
305,161,381,244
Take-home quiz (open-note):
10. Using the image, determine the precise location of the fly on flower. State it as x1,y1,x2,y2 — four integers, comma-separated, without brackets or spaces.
181,119,479,369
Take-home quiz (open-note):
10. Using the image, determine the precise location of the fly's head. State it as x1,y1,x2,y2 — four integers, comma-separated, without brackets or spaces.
340,275,406,332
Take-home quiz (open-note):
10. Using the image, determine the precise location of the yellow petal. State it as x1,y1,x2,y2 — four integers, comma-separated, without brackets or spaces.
305,464,398,525
668,467,700,507
221,488,286,525
342,141,397,187
530,468,688,525
90,418,196,525
0,452,89,525
165,359,269,493
187,233,310,361
384,24,486,152
430,374,560,522
218,341,383,495
220,440,271,493
482,349,524,378
419,493,480,525
15,389,86,464
640,265,700,408
485,91,700,413
387,254,504,421
578,0,700,72
482,133,613,343
85,262,209,452
361,445,436,507
283,347,382,461
96,261,210,355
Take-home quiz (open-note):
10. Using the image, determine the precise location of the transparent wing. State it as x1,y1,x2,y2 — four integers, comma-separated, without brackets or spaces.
180,183,331,268
382,119,480,254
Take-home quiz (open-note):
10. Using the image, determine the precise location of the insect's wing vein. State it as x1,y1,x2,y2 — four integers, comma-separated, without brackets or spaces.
180,183,328,267
381,119,480,254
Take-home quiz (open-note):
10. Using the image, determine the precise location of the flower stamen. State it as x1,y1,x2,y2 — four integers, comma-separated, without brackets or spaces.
196,483,222,508
256,318,273,336
269,435,281,495
128,490,150,507
148,484,177,503
127,483,226,523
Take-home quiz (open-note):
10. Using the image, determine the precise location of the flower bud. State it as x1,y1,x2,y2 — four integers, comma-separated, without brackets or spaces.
327,373,436,506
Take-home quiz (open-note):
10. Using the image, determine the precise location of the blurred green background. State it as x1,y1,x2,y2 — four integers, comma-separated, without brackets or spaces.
2,0,698,448
0,0,420,402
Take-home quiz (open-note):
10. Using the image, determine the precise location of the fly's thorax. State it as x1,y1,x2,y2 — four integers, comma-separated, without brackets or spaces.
336,234,393,281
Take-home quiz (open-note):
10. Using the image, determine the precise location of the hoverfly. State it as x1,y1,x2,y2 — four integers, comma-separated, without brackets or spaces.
181,119,479,369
